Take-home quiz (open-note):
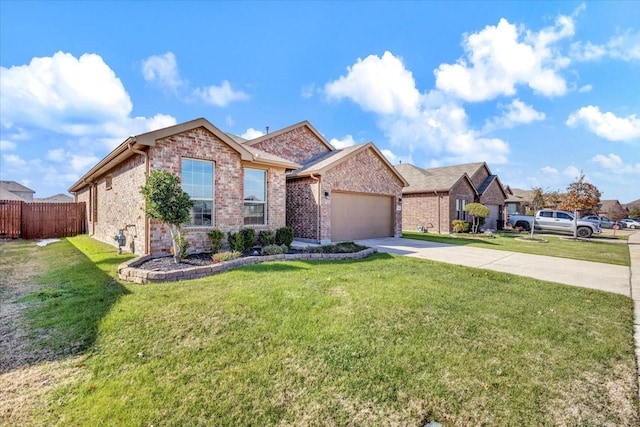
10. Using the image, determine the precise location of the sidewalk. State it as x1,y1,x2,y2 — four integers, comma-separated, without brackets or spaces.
628,231,640,397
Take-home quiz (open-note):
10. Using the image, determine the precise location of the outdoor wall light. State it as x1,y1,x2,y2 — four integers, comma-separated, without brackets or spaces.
324,191,330,199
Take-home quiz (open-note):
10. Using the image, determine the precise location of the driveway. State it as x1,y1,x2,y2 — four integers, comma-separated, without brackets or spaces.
355,237,631,296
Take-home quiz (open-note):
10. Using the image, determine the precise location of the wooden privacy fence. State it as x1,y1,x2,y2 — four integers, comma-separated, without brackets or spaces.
0,200,86,239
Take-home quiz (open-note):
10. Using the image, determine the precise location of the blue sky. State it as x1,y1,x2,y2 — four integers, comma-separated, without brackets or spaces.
1,1,639,203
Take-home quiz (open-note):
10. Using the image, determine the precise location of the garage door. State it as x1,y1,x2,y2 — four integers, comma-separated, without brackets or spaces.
331,192,394,241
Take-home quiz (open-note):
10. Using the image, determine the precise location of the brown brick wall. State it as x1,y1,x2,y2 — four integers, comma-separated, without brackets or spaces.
251,126,331,164
286,177,319,240
148,127,287,254
469,166,489,189
286,147,404,242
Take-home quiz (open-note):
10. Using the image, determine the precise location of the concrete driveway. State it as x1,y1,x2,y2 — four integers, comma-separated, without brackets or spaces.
355,236,631,296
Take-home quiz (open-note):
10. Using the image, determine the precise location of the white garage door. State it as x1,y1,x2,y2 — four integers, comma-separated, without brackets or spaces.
331,192,394,241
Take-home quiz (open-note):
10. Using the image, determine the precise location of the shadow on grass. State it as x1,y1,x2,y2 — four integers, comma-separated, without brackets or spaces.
3,237,130,373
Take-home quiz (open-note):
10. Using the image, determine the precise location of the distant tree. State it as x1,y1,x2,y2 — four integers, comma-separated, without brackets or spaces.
531,187,545,211
608,203,628,221
464,202,490,233
629,206,640,219
140,170,194,263
558,172,601,238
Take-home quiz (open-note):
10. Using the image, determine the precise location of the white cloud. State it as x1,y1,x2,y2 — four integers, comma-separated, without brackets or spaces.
325,51,421,117
484,99,545,132
46,148,66,162
0,140,16,151
380,149,397,162
578,84,592,93
562,165,582,179
324,52,511,165
141,52,249,107
192,80,249,107
2,154,27,168
0,51,175,142
141,52,184,93
240,128,265,140
301,83,316,99
541,166,559,175
566,106,640,141
329,135,357,149
70,154,100,172
591,153,640,174
571,30,640,62
434,14,574,102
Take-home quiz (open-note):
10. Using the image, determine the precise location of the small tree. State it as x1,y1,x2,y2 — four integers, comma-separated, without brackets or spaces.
558,172,601,238
140,170,193,263
464,203,490,233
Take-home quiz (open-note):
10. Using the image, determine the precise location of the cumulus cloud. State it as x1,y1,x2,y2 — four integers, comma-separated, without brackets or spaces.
0,140,16,151
329,135,357,149
483,99,545,132
566,106,640,141
142,52,184,93
562,165,582,179
434,14,575,102
571,30,640,62
324,52,510,164
141,52,249,107
591,153,640,173
240,128,265,140
325,51,421,117
541,166,559,175
380,149,397,162
192,80,249,107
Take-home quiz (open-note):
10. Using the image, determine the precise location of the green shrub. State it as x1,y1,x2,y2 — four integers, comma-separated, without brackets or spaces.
257,230,275,246
211,251,241,263
452,220,470,233
275,226,294,247
240,228,256,252
207,229,224,254
227,231,244,253
262,244,288,255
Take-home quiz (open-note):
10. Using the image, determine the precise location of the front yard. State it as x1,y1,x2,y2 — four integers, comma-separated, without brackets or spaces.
403,230,631,266
1,236,638,426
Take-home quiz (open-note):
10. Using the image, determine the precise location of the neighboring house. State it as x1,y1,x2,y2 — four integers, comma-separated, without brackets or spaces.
69,118,406,255
598,199,628,220
0,180,35,201
504,186,530,215
396,162,507,233
35,194,75,203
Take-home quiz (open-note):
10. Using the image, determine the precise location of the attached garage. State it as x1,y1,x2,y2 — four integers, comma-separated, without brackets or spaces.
331,192,394,241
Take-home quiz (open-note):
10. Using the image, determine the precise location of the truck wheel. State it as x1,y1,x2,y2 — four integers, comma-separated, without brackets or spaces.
576,227,592,238
515,221,530,231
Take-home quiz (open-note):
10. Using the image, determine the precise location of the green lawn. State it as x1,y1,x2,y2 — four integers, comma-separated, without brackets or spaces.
4,236,638,426
403,231,631,266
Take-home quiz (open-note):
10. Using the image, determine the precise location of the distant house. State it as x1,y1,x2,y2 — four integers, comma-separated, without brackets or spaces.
0,180,35,201
395,162,507,233
598,199,628,220
68,118,406,255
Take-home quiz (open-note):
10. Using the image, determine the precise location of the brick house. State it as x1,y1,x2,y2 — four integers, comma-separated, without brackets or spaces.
243,121,407,243
395,162,507,233
69,118,406,254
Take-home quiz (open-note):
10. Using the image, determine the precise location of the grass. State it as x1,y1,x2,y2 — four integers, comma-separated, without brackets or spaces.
403,230,631,266
2,235,638,426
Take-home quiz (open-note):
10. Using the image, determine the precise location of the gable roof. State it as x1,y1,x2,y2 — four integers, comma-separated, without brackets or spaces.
0,186,28,201
242,120,335,152
36,193,74,203
69,118,300,192
0,180,35,195
476,175,508,200
395,163,477,194
288,142,408,186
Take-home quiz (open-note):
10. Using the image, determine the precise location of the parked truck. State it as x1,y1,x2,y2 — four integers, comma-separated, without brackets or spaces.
507,209,601,238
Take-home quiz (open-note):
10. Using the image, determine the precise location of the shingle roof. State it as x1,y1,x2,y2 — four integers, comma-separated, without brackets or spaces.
0,180,35,194
395,163,477,193
0,187,28,201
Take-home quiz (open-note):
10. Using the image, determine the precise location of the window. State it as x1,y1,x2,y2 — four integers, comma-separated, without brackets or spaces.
105,175,112,190
556,212,572,220
539,211,553,218
244,168,266,225
456,199,467,220
182,158,214,226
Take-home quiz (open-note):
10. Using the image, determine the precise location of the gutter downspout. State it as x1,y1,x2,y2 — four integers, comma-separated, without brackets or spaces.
128,141,150,255
435,190,441,234
310,173,321,243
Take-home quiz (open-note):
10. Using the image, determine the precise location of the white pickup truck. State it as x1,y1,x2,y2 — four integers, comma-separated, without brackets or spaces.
507,209,602,238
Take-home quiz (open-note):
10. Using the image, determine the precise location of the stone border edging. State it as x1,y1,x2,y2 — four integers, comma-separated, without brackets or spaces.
118,248,377,284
